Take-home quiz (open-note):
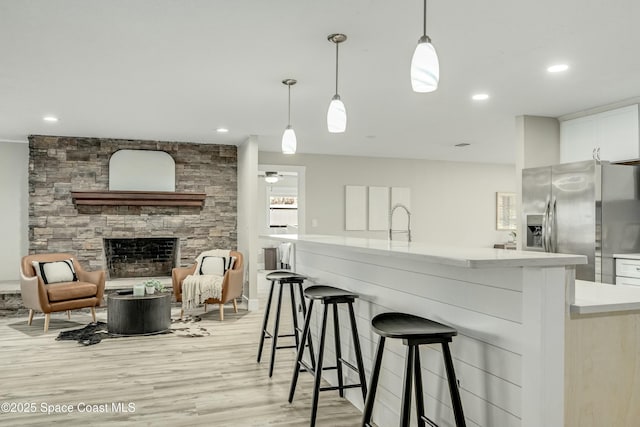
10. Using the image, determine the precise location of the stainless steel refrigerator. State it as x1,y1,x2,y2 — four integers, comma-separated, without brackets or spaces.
522,160,640,283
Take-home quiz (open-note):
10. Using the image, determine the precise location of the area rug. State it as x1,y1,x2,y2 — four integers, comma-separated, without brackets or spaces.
55,315,210,346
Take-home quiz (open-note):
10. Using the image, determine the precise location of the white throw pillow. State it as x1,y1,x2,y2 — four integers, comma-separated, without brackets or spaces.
32,259,78,284
198,256,236,276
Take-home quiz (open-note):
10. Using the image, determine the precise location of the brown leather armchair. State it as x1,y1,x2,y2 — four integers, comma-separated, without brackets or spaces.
20,253,106,332
172,250,243,320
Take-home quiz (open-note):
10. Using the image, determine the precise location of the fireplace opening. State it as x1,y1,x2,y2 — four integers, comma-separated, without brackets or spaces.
104,238,178,279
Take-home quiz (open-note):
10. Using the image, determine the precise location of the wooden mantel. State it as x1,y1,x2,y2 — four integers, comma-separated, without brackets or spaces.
71,190,206,207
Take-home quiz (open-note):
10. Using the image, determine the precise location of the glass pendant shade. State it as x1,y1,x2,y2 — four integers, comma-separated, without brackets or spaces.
281,125,297,154
411,35,439,92
327,33,347,133
265,176,279,184
281,78,297,154
327,95,347,133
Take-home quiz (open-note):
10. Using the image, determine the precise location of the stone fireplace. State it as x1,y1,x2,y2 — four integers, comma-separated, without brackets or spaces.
104,237,178,278
28,135,238,277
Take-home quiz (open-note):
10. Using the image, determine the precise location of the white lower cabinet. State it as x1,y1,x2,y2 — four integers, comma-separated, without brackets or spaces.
616,276,640,286
615,256,640,286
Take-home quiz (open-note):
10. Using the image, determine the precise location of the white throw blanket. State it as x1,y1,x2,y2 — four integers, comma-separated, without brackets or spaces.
181,274,224,310
182,249,231,311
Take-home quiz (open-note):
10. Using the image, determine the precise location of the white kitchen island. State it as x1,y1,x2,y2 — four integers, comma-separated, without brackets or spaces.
264,234,586,427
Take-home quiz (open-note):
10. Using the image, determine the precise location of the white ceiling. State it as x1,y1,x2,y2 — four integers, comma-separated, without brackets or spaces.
1,0,640,164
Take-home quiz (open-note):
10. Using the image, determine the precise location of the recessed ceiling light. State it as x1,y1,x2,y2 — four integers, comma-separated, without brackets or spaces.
454,143,471,147
472,94,489,101
216,127,229,133
43,116,59,122
547,64,569,73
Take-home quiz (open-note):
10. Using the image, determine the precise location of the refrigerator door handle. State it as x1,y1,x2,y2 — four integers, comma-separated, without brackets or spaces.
542,199,550,252
546,199,554,252
550,197,558,253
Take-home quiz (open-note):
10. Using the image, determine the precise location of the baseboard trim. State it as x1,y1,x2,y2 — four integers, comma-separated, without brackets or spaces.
243,295,259,311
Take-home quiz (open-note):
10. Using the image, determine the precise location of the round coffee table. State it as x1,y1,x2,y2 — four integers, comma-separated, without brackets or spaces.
107,293,171,335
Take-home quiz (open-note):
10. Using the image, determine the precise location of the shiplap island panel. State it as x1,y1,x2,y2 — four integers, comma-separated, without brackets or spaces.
264,234,586,427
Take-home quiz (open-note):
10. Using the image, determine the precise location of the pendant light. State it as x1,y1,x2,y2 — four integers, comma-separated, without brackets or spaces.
327,33,347,133
411,0,439,92
281,79,297,154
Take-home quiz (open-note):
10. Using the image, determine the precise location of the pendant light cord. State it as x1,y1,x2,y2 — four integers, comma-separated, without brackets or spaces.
287,84,291,126
335,42,340,95
423,0,427,37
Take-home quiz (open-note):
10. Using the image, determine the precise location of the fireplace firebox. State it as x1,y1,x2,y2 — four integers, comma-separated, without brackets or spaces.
103,238,178,279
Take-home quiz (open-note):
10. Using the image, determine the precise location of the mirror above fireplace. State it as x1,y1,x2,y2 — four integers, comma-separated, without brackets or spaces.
109,149,175,191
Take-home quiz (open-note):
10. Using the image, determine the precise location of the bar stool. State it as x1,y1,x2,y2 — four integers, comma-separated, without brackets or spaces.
362,312,466,427
289,285,368,427
257,271,315,377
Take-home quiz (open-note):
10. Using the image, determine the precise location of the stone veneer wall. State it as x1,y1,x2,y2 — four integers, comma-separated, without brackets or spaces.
28,135,237,275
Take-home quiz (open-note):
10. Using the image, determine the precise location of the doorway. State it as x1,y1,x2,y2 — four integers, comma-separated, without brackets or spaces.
258,164,305,236
258,164,305,271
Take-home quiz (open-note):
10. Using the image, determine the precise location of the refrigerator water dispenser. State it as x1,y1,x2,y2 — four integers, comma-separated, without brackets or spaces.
526,215,543,249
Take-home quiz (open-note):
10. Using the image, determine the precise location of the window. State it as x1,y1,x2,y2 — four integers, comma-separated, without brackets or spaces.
269,196,298,228
496,192,517,230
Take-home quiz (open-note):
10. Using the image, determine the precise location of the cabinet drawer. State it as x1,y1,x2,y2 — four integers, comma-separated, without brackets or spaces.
615,258,640,279
616,276,640,286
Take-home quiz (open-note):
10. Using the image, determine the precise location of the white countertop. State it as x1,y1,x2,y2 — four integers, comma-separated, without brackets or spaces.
263,234,587,269
571,280,640,314
613,253,640,260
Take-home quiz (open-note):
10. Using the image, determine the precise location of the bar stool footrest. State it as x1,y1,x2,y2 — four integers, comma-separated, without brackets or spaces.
275,344,298,350
421,415,439,427
299,360,338,374
319,383,364,392
338,358,359,373
262,331,297,339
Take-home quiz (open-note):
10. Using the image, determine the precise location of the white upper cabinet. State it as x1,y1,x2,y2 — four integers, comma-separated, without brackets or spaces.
560,115,598,163
598,106,639,161
560,104,639,163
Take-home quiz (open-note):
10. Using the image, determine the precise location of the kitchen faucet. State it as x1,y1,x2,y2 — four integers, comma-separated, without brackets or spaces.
389,203,412,242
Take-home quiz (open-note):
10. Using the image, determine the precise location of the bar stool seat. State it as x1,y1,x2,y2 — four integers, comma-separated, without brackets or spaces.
257,270,314,377
304,285,359,303
289,285,368,427
265,270,306,283
371,312,457,342
362,312,466,427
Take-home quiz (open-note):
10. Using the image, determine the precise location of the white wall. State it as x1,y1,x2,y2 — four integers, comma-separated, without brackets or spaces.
515,115,560,170
0,142,29,281
237,137,259,311
259,152,516,248
515,116,560,249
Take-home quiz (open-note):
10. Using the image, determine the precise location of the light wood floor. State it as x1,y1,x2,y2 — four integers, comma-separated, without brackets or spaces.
0,291,364,426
